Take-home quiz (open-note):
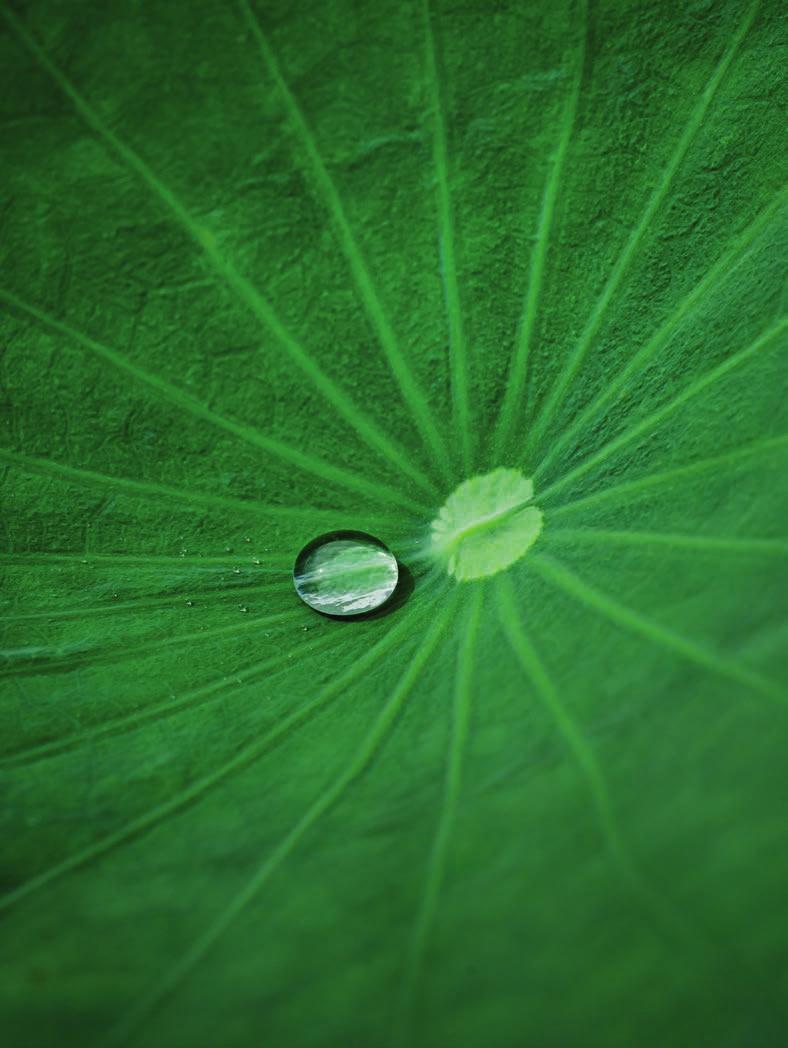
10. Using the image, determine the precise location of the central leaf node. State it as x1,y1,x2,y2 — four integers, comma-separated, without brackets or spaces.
430,468,543,581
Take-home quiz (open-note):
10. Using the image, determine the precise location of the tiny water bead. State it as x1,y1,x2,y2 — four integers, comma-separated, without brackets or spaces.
431,467,543,581
293,531,399,617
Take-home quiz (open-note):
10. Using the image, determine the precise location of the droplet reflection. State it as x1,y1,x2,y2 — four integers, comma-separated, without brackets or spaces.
293,531,399,617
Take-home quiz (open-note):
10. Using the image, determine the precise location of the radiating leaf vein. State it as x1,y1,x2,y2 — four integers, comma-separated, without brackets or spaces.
421,0,471,472
0,446,366,526
101,588,457,1048
401,586,482,1027
237,0,453,482
530,553,787,705
536,187,788,479
2,7,436,496
539,316,787,502
527,0,761,454
547,434,788,518
546,528,788,556
0,587,446,917
491,0,587,463
0,288,428,515
0,601,301,680
496,573,695,945
0,629,345,769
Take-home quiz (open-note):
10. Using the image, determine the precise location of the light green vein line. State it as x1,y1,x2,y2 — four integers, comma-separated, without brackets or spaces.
0,446,370,525
535,188,788,479
0,607,302,679
101,590,457,1048
0,630,344,769
401,586,482,1026
497,575,623,854
490,0,587,463
546,528,788,557
530,553,787,706
0,551,361,569
2,8,435,497
0,580,293,623
538,316,787,503
421,0,470,472
547,434,788,519
0,288,427,516
526,0,761,457
0,545,419,570
496,574,697,947
0,589,447,918
236,0,452,483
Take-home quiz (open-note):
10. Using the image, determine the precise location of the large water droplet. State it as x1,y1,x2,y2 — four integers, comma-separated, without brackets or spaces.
293,531,399,617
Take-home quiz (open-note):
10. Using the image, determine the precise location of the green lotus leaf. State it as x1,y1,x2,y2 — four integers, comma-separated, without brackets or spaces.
1,1,786,1046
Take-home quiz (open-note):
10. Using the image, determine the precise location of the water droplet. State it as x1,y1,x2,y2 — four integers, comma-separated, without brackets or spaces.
243,537,252,543
293,531,399,617
232,567,242,575
239,605,249,613
185,600,194,607
252,558,261,565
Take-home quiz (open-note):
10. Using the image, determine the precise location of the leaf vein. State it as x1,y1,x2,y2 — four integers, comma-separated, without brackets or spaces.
530,553,787,706
527,0,762,455
2,8,435,495
237,0,452,482
101,586,456,1047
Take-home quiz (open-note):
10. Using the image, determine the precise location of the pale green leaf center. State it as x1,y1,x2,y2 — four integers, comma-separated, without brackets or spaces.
430,468,543,581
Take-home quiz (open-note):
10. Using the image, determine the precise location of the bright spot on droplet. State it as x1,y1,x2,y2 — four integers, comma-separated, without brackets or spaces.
431,467,543,581
293,531,399,617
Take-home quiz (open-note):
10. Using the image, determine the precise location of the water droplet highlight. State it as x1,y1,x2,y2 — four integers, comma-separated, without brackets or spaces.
293,531,399,617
